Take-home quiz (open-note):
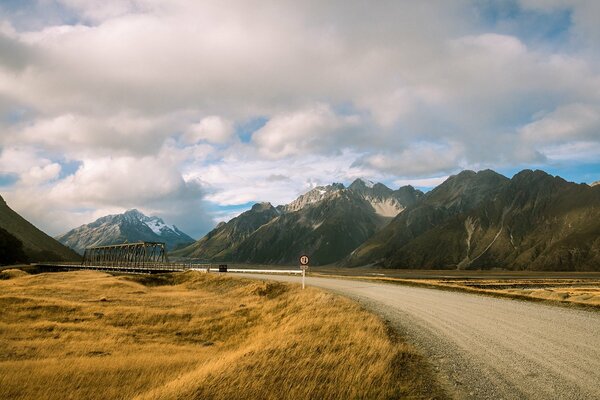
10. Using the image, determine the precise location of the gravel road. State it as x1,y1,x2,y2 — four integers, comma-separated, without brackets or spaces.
239,273,600,399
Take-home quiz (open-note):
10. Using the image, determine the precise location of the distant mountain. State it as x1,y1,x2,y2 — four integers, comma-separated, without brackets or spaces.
348,170,600,271
591,180,600,187
175,179,423,265
172,202,281,260
0,194,80,263
56,209,195,254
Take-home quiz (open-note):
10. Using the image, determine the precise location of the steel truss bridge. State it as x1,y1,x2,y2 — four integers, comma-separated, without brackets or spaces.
83,241,168,268
37,242,211,274
34,241,301,275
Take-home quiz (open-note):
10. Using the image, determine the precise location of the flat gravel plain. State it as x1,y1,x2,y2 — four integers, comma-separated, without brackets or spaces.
240,273,600,399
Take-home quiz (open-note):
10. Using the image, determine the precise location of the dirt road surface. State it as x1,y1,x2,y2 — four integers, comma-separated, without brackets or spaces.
239,273,600,399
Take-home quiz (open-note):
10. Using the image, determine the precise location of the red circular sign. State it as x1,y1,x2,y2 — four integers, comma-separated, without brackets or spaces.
299,255,309,266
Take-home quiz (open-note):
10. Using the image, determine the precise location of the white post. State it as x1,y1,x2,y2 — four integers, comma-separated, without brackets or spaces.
302,268,305,289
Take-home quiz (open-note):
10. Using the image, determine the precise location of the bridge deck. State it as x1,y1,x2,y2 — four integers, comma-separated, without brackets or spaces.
34,263,211,274
33,263,302,275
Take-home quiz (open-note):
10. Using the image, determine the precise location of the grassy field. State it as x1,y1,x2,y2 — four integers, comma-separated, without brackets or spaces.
0,269,443,399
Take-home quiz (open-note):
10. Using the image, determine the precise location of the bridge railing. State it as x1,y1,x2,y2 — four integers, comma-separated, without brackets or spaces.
33,262,302,275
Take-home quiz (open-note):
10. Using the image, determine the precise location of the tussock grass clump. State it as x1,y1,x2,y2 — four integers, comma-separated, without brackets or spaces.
0,270,442,399
0,268,29,280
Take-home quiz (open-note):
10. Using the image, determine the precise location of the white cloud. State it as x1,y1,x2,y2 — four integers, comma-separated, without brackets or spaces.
252,104,361,159
0,146,51,175
540,141,600,162
520,103,600,143
7,112,180,158
20,163,61,185
183,116,234,144
2,153,212,237
184,150,374,207
49,156,185,205
394,176,450,189
352,142,466,178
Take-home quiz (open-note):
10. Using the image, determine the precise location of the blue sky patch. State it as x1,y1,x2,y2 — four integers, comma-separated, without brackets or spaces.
0,173,18,187
58,159,83,180
476,0,572,47
498,162,600,184
235,117,268,143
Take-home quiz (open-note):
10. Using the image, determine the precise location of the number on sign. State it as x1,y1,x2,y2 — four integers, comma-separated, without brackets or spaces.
299,255,309,266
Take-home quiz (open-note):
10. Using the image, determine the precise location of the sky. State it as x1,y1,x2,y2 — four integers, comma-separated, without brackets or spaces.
0,0,599,239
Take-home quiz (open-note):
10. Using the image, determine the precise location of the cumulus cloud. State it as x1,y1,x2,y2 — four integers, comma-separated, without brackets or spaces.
394,176,450,189
183,116,234,145
1,150,213,237
351,142,466,178
0,147,51,175
520,103,600,143
252,104,361,159
184,150,375,207
13,113,177,157
20,163,61,186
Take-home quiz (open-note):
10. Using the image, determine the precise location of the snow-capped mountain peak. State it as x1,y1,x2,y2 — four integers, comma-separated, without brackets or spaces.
56,209,195,254
144,217,171,235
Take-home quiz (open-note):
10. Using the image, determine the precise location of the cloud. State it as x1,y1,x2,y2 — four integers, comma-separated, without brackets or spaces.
539,141,600,163
0,146,52,175
183,116,234,144
351,142,466,178
20,163,61,185
266,174,290,182
520,103,600,143
252,104,361,159
2,152,212,238
394,176,450,189
50,156,187,205
184,150,375,207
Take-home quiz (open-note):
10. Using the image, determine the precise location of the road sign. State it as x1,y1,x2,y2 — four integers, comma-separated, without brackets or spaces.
299,255,309,289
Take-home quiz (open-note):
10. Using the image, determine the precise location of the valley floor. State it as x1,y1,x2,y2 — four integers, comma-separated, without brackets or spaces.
0,269,443,400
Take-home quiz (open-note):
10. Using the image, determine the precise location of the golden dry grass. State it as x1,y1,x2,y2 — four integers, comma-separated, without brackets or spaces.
0,268,29,280
0,270,442,400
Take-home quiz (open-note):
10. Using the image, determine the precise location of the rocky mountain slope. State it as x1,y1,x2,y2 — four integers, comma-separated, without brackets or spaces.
172,202,280,260
174,179,423,264
56,209,194,254
348,170,600,271
0,194,80,263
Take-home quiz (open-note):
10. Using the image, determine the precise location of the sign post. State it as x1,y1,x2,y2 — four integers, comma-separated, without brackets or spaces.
299,255,309,289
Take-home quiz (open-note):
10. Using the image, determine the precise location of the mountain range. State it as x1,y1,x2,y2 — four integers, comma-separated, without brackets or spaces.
56,209,195,254
176,170,599,271
348,170,600,270
173,178,423,264
0,194,80,264
2,169,598,271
